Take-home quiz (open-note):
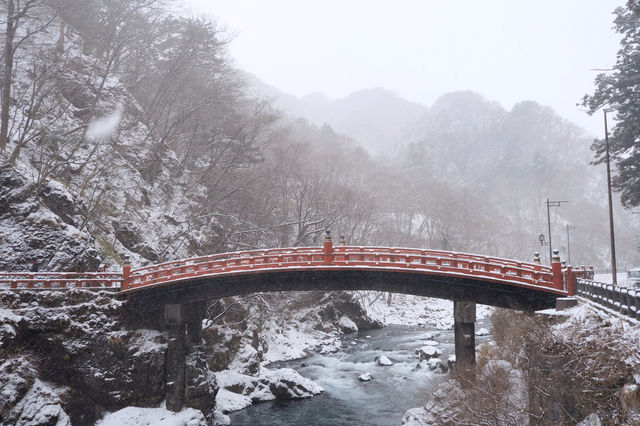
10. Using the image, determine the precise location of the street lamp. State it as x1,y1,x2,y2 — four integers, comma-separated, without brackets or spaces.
538,234,550,263
538,233,547,246
604,109,618,286
546,198,569,265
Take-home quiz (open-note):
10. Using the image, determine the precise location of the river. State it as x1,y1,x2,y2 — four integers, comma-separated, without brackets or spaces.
229,318,491,425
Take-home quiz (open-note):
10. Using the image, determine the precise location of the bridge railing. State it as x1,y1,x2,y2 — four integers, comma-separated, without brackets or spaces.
123,246,558,293
0,246,566,295
0,272,122,290
577,279,640,320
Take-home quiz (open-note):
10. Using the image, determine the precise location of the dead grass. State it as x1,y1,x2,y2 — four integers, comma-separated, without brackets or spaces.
426,308,639,425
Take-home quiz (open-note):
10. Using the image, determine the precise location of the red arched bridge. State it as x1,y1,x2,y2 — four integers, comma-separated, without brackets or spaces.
0,235,594,412
0,237,592,311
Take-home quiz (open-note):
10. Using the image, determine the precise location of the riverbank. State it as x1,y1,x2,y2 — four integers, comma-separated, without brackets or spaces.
217,293,493,424
60,292,495,425
402,300,640,425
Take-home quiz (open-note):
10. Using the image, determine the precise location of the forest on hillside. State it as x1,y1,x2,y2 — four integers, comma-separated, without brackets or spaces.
1,0,638,272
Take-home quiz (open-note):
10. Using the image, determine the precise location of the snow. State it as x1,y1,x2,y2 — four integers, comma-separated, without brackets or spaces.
594,273,630,286
96,406,207,426
261,321,334,364
475,327,490,336
338,315,358,332
0,308,25,324
215,367,323,413
427,358,442,370
263,367,324,394
417,345,441,359
129,329,167,357
578,413,602,426
7,378,71,426
358,372,374,381
216,389,253,413
364,293,492,329
86,105,123,140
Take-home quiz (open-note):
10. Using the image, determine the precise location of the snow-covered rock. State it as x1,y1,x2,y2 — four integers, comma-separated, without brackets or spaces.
339,315,358,333
0,357,71,426
578,413,602,426
215,367,323,413
318,339,342,354
377,355,394,366
416,345,442,360
265,368,324,400
0,290,219,423
96,406,207,426
216,388,253,414
214,409,231,425
427,358,442,370
402,407,432,425
359,372,374,381
475,327,490,336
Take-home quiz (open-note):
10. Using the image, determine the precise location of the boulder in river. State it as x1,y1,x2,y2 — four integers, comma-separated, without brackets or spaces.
416,345,442,360
427,358,442,370
377,355,394,366
359,373,374,381
339,316,358,333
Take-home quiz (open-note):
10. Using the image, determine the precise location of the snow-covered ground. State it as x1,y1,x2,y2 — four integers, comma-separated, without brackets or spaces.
97,406,208,426
365,293,493,329
594,273,634,287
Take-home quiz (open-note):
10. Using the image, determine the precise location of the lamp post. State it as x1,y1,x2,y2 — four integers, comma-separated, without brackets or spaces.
604,109,617,286
538,234,550,263
545,198,568,265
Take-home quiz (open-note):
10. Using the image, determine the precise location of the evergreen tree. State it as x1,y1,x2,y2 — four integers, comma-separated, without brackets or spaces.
583,1,640,207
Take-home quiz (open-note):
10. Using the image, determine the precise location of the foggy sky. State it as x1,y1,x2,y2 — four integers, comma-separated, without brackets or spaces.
184,0,623,137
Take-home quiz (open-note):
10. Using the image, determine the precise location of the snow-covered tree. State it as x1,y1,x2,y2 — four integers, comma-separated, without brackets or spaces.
583,0,640,207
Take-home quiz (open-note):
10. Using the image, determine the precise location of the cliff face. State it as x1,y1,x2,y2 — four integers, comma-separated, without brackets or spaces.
0,289,217,425
0,164,100,272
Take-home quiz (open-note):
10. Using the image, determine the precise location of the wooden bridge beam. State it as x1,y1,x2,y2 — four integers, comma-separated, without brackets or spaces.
454,300,476,368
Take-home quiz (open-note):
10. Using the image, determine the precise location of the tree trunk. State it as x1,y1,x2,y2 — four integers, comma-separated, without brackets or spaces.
0,0,16,152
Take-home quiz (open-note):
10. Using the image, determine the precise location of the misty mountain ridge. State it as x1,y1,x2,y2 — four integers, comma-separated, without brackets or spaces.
244,75,635,266
244,73,426,154
246,75,591,181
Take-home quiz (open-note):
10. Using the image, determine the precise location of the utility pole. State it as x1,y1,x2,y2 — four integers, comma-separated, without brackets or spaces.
604,110,617,285
546,198,568,265
566,224,578,265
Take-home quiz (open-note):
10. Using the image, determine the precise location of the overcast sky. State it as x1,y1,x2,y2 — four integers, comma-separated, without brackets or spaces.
183,0,623,136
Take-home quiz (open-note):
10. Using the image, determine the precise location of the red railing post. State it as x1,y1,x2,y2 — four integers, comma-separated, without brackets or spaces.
323,231,334,264
551,249,563,291
121,254,131,291
566,265,577,296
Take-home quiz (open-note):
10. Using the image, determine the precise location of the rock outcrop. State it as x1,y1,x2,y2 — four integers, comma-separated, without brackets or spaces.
0,290,217,424
0,164,100,272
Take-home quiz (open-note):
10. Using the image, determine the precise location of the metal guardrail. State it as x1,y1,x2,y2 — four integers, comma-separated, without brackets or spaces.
577,278,639,320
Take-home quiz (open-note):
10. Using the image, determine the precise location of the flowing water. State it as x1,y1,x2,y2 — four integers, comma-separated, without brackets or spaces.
229,319,490,425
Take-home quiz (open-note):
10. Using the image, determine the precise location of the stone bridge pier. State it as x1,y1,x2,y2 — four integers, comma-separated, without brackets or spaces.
454,300,476,368
163,301,207,412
